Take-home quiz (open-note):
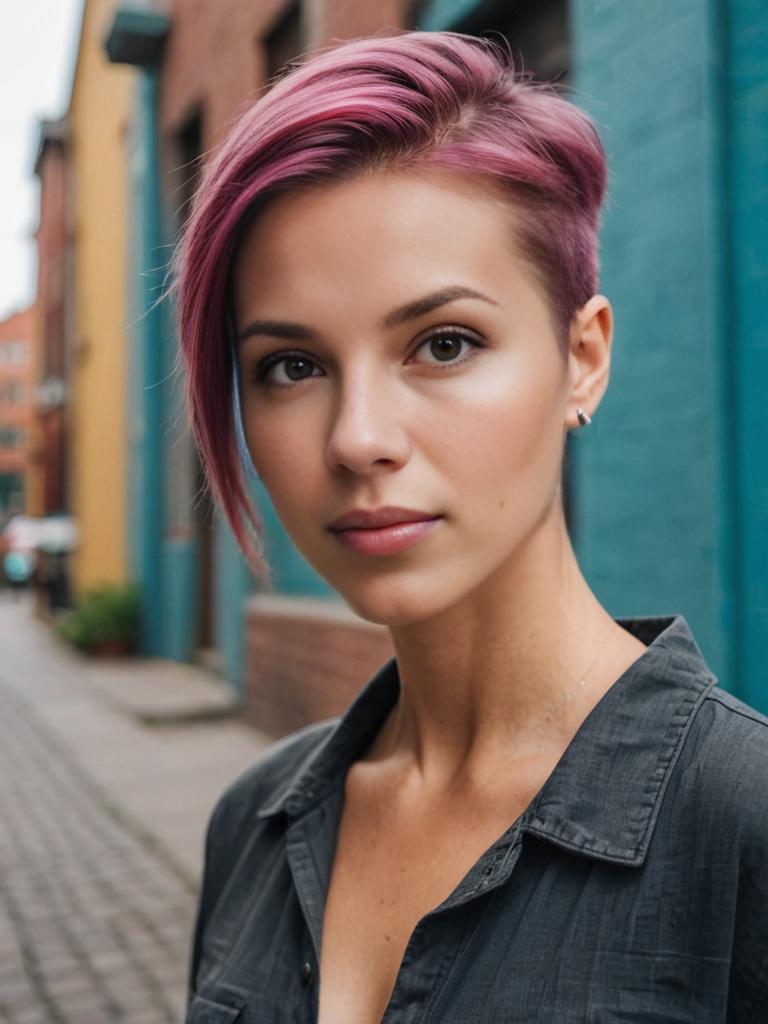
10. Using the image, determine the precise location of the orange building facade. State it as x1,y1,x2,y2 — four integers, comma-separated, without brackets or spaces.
0,306,37,522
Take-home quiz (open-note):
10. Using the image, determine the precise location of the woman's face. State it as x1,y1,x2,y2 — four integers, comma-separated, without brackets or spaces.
233,169,581,625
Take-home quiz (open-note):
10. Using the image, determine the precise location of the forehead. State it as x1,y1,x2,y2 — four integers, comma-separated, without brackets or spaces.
232,169,540,308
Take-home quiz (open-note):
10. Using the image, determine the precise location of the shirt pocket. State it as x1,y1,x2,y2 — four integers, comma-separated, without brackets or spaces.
186,993,244,1023
583,950,729,1024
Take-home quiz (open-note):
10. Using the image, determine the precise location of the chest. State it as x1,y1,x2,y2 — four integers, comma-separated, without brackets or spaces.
189,826,738,1024
317,792,530,1024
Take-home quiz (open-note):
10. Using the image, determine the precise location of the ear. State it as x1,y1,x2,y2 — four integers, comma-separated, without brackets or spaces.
564,294,612,431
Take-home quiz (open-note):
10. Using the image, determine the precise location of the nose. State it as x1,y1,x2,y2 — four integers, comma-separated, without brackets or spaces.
324,365,411,477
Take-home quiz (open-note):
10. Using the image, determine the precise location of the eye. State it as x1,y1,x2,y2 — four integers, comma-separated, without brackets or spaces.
411,328,484,367
250,352,322,388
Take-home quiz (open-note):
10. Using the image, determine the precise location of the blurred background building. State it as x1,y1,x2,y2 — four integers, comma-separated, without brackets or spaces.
31,117,72,521
0,305,36,519
21,0,767,727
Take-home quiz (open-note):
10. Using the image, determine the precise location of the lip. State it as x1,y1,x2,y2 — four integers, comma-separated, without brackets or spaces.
328,506,439,530
329,518,441,556
327,507,442,557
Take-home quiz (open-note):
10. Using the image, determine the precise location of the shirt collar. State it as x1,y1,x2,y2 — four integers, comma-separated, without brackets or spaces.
257,614,718,866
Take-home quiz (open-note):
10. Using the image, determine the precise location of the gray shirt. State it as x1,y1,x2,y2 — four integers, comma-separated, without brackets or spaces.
186,614,768,1023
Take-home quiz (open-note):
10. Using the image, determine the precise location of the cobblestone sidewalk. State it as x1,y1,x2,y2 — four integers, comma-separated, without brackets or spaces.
0,595,273,1023
0,676,193,1023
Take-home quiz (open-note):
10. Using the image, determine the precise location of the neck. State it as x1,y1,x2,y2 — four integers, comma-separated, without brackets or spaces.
376,502,639,788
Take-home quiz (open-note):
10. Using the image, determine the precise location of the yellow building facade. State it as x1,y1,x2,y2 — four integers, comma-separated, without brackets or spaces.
67,0,135,590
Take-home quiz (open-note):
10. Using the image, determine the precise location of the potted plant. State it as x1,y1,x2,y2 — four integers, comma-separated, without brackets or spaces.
57,582,141,656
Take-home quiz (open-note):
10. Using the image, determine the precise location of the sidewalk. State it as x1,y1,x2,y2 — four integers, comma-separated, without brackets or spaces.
0,592,273,1023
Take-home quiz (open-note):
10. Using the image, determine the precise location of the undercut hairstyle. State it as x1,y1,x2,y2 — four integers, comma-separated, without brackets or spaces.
173,30,608,577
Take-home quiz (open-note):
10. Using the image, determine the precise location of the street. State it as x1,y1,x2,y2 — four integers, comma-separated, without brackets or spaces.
0,593,272,1023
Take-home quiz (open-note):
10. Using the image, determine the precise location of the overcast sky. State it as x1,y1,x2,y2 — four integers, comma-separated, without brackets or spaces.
0,0,84,322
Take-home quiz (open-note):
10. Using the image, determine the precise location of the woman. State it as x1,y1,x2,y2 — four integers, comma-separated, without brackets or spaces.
176,31,768,1024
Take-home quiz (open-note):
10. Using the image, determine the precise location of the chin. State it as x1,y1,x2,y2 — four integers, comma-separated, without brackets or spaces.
332,573,461,629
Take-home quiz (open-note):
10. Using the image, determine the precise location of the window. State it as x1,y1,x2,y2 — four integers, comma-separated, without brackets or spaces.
0,340,27,366
263,2,303,83
177,111,203,227
0,425,27,448
0,380,25,402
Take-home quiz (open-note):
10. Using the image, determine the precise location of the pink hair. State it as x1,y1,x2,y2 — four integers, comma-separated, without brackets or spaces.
174,30,608,578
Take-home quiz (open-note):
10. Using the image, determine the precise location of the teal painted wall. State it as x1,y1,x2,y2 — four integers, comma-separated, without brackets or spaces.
252,477,335,598
571,0,768,709
162,537,198,661
416,0,487,30
213,512,252,697
570,0,733,682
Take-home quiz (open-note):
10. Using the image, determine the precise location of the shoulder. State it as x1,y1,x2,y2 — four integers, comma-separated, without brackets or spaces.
207,716,340,836
188,718,340,996
680,685,768,842
696,684,768,768
196,717,339,904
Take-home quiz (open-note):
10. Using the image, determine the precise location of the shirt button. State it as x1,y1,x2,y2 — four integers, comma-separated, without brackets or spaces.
302,961,313,986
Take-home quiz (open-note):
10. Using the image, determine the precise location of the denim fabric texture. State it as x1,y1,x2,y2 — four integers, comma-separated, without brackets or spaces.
186,615,768,1023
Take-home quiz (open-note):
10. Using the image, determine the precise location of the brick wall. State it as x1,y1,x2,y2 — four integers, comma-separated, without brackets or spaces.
0,306,37,489
34,123,72,515
307,0,412,47
159,0,412,148
244,595,395,737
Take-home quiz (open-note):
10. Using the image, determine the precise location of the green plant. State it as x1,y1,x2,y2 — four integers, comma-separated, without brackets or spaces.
57,582,141,654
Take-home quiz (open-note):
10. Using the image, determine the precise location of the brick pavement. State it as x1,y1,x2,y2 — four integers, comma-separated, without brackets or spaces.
0,593,274,1023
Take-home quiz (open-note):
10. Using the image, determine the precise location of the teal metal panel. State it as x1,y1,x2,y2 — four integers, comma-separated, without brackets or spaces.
570,0,736,689
158,236,200,664
251,477,334,597
213,513,252,697
162,537,198,661
208,476,333,695
104,8,168,67
208,476,335,693
725,0,768,710
416,0,484,30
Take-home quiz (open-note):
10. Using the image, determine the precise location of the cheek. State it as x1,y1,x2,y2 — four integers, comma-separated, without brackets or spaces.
421,364,562,492
242,408,316,506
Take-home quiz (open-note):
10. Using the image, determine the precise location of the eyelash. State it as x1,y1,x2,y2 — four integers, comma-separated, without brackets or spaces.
248,328,486,390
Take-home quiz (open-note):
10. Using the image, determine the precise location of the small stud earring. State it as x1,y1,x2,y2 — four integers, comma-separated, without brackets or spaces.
577,407,592,427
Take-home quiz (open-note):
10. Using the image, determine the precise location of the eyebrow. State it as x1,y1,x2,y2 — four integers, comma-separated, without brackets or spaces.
235,285,500,344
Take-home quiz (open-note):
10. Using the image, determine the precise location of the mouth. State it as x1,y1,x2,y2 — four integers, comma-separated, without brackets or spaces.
328,506,440,530
327,508,443,557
